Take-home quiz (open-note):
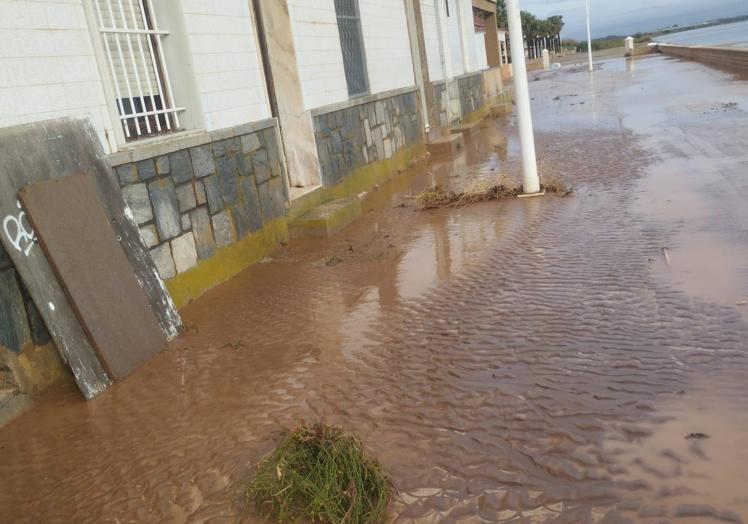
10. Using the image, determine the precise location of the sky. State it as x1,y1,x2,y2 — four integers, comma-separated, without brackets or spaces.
519,0,748,40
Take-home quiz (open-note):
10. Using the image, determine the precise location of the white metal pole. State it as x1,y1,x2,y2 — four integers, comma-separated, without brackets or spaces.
585,0,593,72
506,0,540,194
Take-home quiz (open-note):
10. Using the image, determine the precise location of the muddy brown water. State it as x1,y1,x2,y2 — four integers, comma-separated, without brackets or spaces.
2,55,748,523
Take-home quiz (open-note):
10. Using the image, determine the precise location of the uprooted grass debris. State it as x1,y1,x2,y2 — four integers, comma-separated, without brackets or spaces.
413,175,572,209
245,423,392,523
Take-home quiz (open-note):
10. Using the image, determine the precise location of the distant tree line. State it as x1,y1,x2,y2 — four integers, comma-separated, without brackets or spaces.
569,13,748,53
495,0,566,59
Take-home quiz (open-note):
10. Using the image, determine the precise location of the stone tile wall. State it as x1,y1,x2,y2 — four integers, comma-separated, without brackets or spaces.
0,243,50,355
312,90,422,187
457,72,484,118
432,82,449,128
115,125,288,280
431,71,484,129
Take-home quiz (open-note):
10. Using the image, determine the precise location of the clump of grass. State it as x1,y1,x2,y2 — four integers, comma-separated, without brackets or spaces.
245,423,392,523
414,175,572,209
416,175,521,209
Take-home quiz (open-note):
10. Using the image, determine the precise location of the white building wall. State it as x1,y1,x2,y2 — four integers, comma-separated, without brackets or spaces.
446,0,464,76
420,0,444,82
359,0,414,94
288,0,349,111
0,0,116,153
181,0,270,132
475,32,488,70
289,0,416,111
420,0,483,81
459,0,480,72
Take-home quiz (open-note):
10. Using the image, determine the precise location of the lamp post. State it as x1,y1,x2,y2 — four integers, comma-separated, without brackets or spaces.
506,0,540,194
585,0,593,72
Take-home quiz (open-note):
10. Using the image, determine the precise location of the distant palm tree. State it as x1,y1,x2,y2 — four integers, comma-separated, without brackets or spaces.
495,2,564,58
496,0,507,29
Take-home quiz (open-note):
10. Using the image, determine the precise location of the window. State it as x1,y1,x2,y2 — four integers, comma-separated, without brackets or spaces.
334,0,369,97
93,0,184,140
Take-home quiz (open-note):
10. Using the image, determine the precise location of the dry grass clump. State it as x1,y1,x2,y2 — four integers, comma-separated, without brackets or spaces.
417,175,520,209
540,175,571,195
245,423,392,523
415,175,571,209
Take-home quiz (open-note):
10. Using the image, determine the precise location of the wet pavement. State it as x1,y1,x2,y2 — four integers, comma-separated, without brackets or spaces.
2,54,748,523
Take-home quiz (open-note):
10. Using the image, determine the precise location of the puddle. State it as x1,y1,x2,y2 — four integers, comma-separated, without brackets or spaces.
605,371,748,521
2,54,748,523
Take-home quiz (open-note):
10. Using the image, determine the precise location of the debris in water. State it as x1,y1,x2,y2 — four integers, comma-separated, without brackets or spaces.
245,423,392,524
325,256,342,267
663,248,671,267
685,432,710,440
736,300,747,306
411,175,572,209
221,340,245,351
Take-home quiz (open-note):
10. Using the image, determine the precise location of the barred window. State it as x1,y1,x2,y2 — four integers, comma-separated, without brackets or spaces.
334,0,369,97
94,0,184,140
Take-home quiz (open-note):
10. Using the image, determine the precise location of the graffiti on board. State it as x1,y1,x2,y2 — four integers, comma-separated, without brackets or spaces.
3,201,37,257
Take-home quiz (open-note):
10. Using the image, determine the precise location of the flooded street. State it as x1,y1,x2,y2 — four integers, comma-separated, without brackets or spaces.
2,54,748,523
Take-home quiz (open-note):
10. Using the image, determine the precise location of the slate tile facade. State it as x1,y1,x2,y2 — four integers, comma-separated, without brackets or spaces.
312,90,422,187
431,72,484,128
115,125,288,281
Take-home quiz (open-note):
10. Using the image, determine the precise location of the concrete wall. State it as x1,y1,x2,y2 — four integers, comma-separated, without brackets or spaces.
312,89,422,186
657,44,748,72
112,121,287,281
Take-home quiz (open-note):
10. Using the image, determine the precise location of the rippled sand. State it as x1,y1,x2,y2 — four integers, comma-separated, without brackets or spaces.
1,55,747,523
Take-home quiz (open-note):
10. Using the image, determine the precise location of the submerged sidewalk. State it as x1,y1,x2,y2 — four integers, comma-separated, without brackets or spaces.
2,55,748,523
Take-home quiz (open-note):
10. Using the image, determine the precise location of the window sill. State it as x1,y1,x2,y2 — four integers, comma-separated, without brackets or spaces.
106,118,277,167
310,86,418,118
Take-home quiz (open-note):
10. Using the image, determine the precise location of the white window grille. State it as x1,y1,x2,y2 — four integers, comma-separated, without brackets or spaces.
94,0,184,140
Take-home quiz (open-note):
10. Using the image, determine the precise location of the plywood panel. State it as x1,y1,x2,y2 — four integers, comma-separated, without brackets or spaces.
20,173,166,379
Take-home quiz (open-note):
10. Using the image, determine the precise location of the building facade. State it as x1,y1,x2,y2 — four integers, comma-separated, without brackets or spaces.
0,0,505,410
